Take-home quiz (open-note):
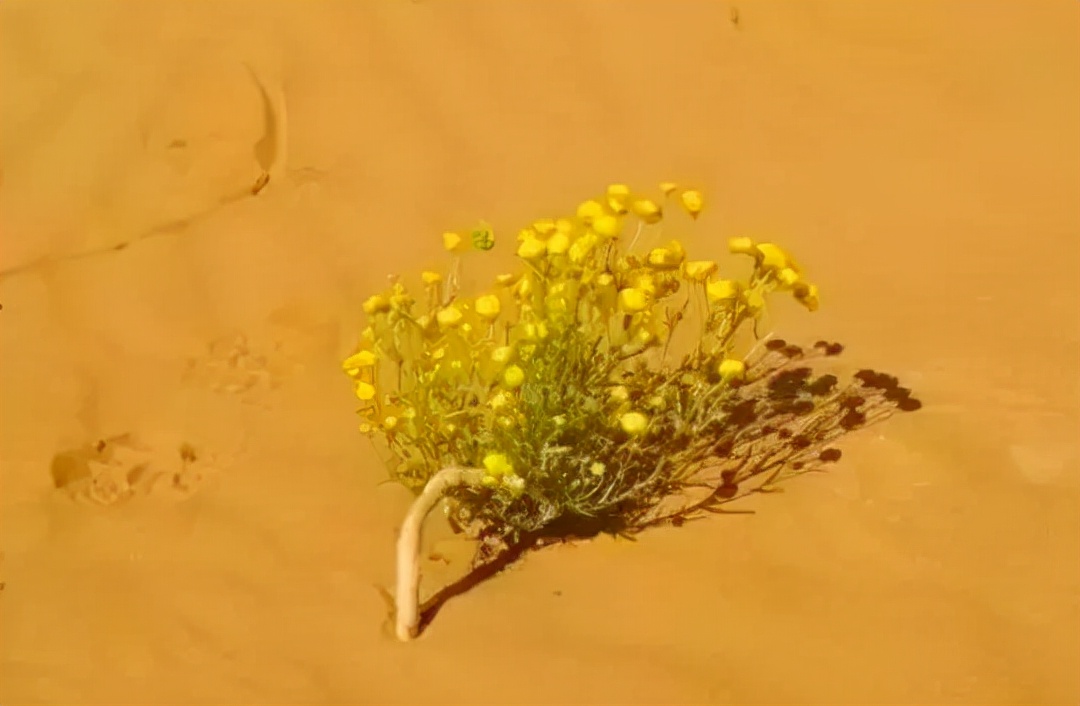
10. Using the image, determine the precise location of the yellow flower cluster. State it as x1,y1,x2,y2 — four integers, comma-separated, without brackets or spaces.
342,182,821,490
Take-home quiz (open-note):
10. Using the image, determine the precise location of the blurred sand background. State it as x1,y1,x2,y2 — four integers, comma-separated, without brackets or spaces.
1,2,1078,704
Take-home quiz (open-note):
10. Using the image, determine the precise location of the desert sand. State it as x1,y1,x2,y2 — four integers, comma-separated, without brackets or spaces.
1,2,1078,704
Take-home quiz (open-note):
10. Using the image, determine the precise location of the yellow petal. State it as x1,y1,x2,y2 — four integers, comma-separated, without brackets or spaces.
618,287,649,312
494,272,520,287
630,198,663,224
569,232,599,264
436,305,464,328
679,190,704,218
421,271,443,285
778,267,800,287
682,260,718,281
442,231,465,252
502,364,525,389
592,214,622,238
576,199,605,222
491,346,514,364
619,411,649,435
728,236,756,255
706,279,739,303
755,243,789,271
342,350,377,372
659,182,679,196
355,381,376,400
647,246,684,269
488,391,511,409
483,452,514,477
475,294,501,320
743,289,765,313
532,218,556,235
718,358,745,382
546,231,570,255
517,236,547,259
362,294,391,315
606,183,631,214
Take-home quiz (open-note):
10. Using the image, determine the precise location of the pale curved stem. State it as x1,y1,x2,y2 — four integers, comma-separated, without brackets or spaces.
395,466,486,641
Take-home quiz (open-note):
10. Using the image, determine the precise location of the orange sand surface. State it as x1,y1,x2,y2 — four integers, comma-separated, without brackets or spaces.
1,2,1078,704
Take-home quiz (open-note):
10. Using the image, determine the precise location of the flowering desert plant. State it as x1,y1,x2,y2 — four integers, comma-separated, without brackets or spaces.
343,183,920,641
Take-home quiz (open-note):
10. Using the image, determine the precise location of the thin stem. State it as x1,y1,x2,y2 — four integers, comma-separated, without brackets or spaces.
395,466,487,641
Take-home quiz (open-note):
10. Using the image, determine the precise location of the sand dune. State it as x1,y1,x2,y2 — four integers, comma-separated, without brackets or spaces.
1,2,1078,704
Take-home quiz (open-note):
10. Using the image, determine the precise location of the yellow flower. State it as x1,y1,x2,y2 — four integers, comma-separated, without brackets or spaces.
483,452,514,478
355,381,376,400
502,364,525,389
488,391,512,409
362,294,391,315
592,214,622,238
569,232,599,264
682,260,718,282
679,189,704,219
532,218,556,235
743,289,765,313
421,271,443,286
443,231,465,252
514,276,534,300
755,243,795,272
630,271,657,295
619,411,649,435
647,246,684,269
633,327,655,346
728,236,756,255
475,294,501,320
436,305,464,328
630,198,663,224
491,346,514,364
382,416,398,430
494,272,520,287
517,236,547,259
609,385,630,402
522,321,549,340
706,279,739,303
589,462,606,476
606,183,631,213
659,181,679,196
718,358,745,382
546,231,571,255
618,287,649,312
576,199,605,222
342,350,377,375
778,267,800,287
